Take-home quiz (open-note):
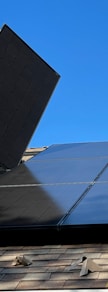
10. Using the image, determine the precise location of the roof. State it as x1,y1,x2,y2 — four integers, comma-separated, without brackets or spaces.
22,147,48,162
0,243,108,290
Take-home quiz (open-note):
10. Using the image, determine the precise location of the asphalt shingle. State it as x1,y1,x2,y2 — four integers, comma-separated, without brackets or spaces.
0,243,108,290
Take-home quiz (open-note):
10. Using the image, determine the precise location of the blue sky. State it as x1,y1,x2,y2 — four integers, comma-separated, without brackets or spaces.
1,0,108,148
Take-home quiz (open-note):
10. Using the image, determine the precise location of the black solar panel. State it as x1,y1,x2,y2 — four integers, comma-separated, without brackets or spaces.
0,24,60,169
26,155,108,183
0,142,108,244
63,183,108,225
33,141,108,159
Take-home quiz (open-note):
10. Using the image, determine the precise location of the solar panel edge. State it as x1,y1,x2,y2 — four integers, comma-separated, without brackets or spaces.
1,24,61,79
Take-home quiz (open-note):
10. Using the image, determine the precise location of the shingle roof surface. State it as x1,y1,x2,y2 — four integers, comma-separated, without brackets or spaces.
0,243,108,290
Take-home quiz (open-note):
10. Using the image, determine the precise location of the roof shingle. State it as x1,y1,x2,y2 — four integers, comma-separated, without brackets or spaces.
0,243,108,290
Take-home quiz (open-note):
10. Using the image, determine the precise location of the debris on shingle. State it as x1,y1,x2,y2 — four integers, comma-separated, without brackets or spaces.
67,255,87,271
13,255,32,266
80,258,103,276
67,255,103,276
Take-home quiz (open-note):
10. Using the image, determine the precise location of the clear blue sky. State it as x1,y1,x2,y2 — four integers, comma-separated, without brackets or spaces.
1,0,108,148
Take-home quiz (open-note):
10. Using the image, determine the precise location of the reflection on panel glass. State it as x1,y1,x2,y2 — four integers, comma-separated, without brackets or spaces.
63,183,108,225
0,184,87,227
97,166,108,181
32,142,108,160
0,141,108,229
0,156,107,186
26,157,108,184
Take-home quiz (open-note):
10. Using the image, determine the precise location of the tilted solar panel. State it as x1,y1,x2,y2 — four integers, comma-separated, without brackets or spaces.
0,24,60,169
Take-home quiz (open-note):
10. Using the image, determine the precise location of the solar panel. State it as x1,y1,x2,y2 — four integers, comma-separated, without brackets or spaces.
32,141,108,160
0,182,88,227
0,24,60,169
63,182,108,225
0,142,108,232
26,155,108,183
0,156,89,227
